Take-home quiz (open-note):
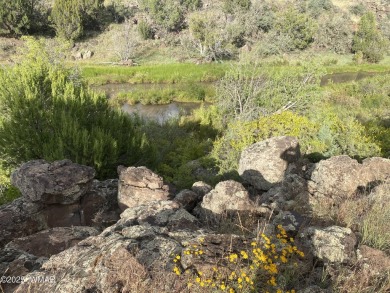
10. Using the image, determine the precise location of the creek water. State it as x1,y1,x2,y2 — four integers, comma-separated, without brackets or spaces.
92,71,388,123
121,102,204,124
320,71,387,86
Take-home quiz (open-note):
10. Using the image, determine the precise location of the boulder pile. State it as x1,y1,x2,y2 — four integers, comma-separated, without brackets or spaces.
1,136,389,293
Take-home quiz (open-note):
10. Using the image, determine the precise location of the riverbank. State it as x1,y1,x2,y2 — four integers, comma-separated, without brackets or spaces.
81,63,228,85
89,59,390,107
81,55,390,85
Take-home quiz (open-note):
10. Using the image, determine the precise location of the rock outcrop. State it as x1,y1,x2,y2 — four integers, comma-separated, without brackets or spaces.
117,166,170,212
11,159,95,204
1,136,390,293
295,155,390,219
0,161,119,249
13,201,200,293
238,136,301,190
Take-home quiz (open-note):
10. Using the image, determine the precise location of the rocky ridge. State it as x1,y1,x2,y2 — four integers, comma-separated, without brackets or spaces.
0,136,389,293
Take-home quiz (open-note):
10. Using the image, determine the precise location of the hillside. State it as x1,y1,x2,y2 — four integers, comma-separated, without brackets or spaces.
0,0,389,64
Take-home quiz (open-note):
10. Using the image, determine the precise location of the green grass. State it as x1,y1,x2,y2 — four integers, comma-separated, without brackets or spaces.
109,82,216,106
81,63,228,85
81,54,390,86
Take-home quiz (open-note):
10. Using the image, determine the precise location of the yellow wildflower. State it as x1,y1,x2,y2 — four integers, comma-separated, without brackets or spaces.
268,276,277,286
240,250,249,259
173,266,181,275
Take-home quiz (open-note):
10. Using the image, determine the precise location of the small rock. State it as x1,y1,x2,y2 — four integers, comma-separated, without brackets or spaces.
201,180,255,214
191,181,212,198
174,189,200,212
303,226,357,264
82,50,93,59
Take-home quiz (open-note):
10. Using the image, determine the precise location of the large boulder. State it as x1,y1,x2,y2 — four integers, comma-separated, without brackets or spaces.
308,156,390,200
117,166,170,211
11,159,95,204
238,136,301,191
296,156,390,219
1,161,117,249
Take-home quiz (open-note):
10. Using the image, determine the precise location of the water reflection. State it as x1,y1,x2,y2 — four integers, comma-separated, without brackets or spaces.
121,102,205,124
320,71,388,86
92,71,388,122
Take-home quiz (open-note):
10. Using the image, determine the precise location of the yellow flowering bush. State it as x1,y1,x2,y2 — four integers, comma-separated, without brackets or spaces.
173,225,305,292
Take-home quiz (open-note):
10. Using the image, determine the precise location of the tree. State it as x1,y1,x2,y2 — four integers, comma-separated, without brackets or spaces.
51,0,83,40
113,19,138,61
0,38,152,179
51,0,104,40
314,13,353,54
0,0,34,36
215,62,324,125
188,12,231,61
216,64,264,123
352,12,388,63
275,8,317,50
141,0,184,32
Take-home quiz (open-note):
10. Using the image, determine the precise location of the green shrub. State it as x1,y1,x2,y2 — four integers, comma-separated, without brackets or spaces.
314,13,353,54
141,118,216,189
212,106,381,173
242,2,275,35
0,185,21,206
51,0,83,40
211,111,323,173
349,3,366,16
366,120,390,158
189,11,232,61
307,0,334,18
223,0,251,14
275,8,317,50
311,109,381,158
181,0,202,11
254,32,295,56
353,51,364,64
51,0,104,40
138,20,153,40
0,38,152,179
352,12,389,63
0,167,21,205
141,0,184,32
0,0,34,36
